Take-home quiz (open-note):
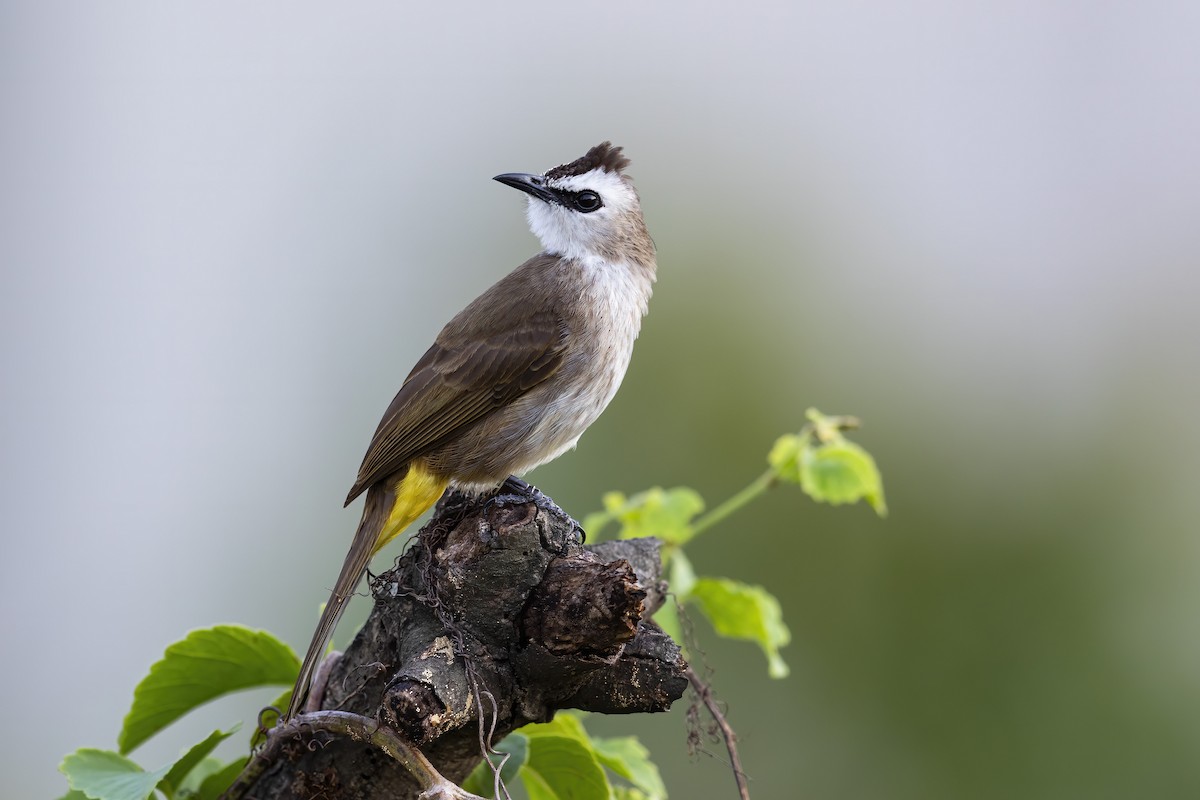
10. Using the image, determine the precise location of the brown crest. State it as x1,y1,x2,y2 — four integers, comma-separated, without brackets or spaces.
546,141,631,181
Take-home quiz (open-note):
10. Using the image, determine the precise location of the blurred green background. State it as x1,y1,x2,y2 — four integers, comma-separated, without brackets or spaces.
4,2,1199,798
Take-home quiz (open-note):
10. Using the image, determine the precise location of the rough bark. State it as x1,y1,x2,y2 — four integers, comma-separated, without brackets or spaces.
240,486,688,799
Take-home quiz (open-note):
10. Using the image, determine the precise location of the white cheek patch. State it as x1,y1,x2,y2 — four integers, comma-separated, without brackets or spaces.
524,167,640,259
526,200,603,260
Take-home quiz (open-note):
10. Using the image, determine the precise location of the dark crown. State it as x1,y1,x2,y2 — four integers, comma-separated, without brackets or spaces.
545,141,630,181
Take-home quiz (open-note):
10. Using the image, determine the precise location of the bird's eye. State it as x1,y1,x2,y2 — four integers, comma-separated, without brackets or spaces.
574,191,602,213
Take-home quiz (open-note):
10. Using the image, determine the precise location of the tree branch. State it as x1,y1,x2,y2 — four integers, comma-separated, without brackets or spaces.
229,487,688,799
224,711,486,800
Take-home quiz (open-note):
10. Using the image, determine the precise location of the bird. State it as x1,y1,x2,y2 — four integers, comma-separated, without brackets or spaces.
284,142,657,720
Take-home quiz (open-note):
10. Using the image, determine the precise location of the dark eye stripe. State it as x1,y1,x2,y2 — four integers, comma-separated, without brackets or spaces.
547,186,604,213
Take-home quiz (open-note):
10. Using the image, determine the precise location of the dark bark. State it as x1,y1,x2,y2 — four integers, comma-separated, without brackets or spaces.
240,487,688,799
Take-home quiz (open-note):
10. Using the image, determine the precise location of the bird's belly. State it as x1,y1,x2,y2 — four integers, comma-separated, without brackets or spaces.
435,259,648,491
437,344,631,490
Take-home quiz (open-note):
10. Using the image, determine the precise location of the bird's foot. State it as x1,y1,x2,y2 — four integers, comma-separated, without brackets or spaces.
498,475,586,542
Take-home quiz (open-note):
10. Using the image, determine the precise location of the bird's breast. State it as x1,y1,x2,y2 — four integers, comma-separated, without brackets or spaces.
446,257,652,489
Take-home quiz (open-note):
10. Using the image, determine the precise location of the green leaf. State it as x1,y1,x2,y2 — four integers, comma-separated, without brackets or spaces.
521,712,590,744
497,736,530,786
690,577,792,678
61,749,172,800
585,487,706,544
667,550,697,599
601,491,629,513
613,789,651,800
158,727,238,797
521,768,560,800
578,491,631,541
193,757,249,800
461,734,528,798
652,599,682,644
652,550,694,642
767,433,804,483
801,439,887,516
513,713,659,800
609,487,705,545
119,625,299,754
592,736,666,800
520,735,610,800
460,763,490,796
56,791,92,800
172,756,223,796
516,715,611,799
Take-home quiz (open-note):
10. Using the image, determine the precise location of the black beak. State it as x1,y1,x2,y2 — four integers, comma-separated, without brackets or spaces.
493,172,560,205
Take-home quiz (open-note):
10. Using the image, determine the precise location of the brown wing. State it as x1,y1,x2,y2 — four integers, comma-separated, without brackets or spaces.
344,309,568,504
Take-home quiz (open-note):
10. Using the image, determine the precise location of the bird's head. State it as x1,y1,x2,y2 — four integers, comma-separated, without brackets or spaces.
494,142,651,265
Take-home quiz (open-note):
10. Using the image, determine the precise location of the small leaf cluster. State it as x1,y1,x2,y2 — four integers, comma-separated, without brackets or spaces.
768,408,887,515
59,625,299,800
583,408,885,678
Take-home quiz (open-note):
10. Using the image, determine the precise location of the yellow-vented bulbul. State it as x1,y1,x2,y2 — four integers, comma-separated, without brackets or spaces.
285,142,656,719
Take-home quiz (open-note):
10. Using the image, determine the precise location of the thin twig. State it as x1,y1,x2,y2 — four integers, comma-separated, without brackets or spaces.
684,665,751,800
305,650,343,713
219,710,487,800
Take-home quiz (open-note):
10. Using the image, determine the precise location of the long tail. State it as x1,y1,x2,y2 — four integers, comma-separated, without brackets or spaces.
285,485,389,719
285,462,449,720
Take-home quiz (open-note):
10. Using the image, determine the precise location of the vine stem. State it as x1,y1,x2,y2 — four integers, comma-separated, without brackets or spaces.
685,665,751,800
690,415,841,538
220,710,486,800
690,468,777,538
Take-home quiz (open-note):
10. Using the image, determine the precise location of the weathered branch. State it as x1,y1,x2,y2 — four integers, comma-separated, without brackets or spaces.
224,711,486,800
232,486,688,799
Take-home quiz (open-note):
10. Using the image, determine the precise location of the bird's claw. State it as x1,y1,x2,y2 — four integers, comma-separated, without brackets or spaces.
498,475,586,542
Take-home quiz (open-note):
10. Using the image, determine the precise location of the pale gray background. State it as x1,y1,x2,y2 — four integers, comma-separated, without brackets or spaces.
4,2,1200,798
